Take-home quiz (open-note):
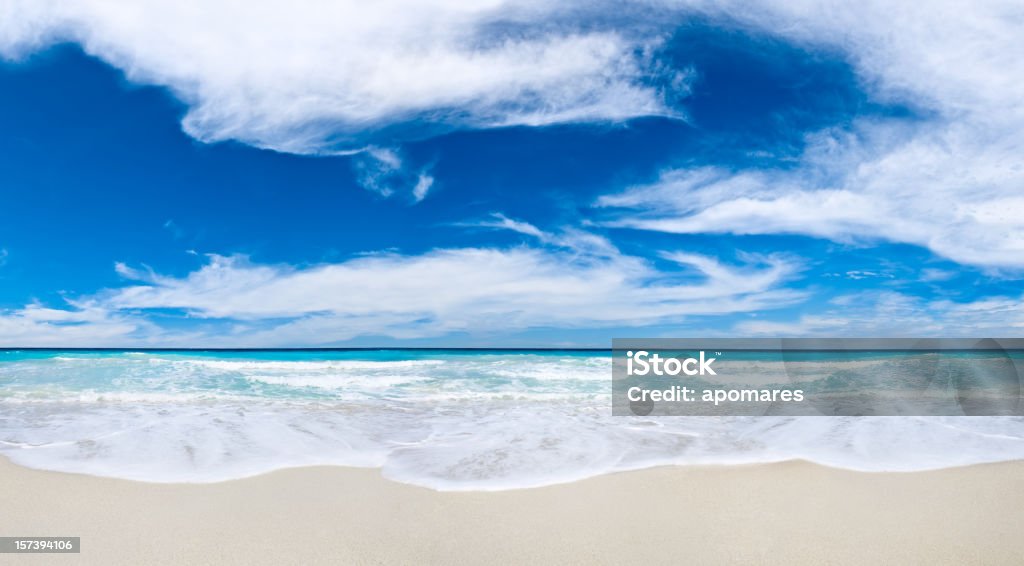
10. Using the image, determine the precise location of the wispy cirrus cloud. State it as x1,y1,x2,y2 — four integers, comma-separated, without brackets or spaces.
96,238,801,343
736,290,1024,337
6,2,1020,270
469,213,552,241
2,1,1022,347
9,242,1022,346
597,120,1024,269
0,303,144,347
0,1,687,154
411,174,435,203
351,147,436,202
596,1,1024,270
0,220,802,346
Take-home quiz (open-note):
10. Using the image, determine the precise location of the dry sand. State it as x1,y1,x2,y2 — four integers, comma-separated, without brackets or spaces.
2,456,1022,565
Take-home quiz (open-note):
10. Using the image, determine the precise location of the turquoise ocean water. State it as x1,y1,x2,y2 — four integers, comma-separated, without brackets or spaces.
2,349,1023,490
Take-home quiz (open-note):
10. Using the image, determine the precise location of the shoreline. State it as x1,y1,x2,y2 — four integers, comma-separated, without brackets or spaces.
3,456,1023,565
4,453,1024,489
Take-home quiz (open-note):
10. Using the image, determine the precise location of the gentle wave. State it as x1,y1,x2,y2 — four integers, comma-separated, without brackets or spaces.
158,358,448,370
1,351,1023,490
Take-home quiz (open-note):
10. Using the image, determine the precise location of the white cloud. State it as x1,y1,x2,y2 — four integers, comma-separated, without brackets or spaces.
466,213,638,259
411,174,435,203
0,230,800,345
600,122,1024,269
5,239,1021,346
351,147,437,202
736,290,1024,337
0,303,143,346
840,271,892,281
96,244,801,341
351,148,402,197
7,2,1018,266
473,213,549,240
0,1,685,154
3,1,1021,344
595,1,1024,269
10,242,1020,346
919,268,956,283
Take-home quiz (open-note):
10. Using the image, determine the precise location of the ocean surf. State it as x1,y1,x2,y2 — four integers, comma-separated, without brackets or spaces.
1,349,1023,491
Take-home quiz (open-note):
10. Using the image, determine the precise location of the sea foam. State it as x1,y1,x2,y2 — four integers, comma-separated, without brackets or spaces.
1,351,1023,490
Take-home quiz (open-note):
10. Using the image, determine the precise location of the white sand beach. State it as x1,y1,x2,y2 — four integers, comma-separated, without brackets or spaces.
2,456,1023,565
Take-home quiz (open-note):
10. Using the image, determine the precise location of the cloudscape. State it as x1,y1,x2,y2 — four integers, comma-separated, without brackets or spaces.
1,0,1022,346
3,4,1024,564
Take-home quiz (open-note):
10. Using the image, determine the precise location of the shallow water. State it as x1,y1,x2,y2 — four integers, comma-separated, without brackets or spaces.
2,349,1023,490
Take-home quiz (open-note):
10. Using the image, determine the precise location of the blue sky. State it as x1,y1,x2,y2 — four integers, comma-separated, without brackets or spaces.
0,2,1022,346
